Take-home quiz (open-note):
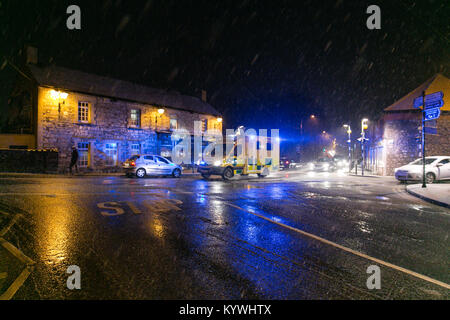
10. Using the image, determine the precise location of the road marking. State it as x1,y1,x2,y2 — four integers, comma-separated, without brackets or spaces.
126,201,142,215
0,267,32,300
0,213,22,237
225,202,450,290
0,237,35,300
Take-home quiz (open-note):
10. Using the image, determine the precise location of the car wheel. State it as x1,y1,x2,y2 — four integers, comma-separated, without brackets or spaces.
136,168,146,178
201,173,211,179
222,167,234,180
426,172,435,184
172,168,181,178
258,167,269,178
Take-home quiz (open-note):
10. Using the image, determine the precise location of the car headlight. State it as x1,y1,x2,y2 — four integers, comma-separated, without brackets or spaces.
214,160,222,166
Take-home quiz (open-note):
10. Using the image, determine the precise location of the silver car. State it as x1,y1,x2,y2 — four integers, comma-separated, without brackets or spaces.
123,155,182,178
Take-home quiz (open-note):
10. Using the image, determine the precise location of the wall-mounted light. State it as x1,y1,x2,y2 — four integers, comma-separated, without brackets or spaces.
217,117,223,123
50,89,68,100
158,108,165,115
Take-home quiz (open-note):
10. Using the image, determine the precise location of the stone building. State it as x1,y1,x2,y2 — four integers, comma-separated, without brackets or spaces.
1,64,222,172
367,74,450,176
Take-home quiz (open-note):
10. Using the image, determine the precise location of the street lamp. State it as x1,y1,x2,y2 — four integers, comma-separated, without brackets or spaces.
216,117,223,123
343,124,352,173
50,90,69,120
360,118,369,176
155,108,165,130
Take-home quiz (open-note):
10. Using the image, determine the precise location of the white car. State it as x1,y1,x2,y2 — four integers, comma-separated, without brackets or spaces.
394,156,450,183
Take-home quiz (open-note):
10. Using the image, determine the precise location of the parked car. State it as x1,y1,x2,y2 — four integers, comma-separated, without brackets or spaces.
394,156,450,183
122,154,182,178
308,157,336,172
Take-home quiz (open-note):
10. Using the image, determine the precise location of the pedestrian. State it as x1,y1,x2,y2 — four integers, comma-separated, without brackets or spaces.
70,145,79,174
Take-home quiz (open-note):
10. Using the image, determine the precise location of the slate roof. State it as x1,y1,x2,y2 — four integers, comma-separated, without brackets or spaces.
28,64,221,116
384,74,450,112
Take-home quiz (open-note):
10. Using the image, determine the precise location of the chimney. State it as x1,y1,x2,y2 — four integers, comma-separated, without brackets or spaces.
26,46,38,64
201,90,207,102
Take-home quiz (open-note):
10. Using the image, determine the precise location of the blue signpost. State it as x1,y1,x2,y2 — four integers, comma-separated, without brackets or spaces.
414,91,444,188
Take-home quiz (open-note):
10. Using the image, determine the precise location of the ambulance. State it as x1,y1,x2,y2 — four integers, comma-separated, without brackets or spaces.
198,132,279,180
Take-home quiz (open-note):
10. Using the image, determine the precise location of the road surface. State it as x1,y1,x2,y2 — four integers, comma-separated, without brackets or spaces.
0,171,448,299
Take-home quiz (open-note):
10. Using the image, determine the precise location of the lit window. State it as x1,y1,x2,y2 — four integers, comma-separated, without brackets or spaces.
130,143,140,156
78,102,89,123
170,118,178,130
105,143,118,166
130,109,141,127
78,142,90,167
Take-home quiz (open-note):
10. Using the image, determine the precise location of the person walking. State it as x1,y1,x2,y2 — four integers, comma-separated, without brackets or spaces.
70,145,79,174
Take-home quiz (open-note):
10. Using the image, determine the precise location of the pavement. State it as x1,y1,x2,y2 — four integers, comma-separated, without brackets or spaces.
406,183,450,208
0,170,448,299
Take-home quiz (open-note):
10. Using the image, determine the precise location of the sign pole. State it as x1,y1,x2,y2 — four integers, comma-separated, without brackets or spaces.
421,91,426,188
348,130,351,173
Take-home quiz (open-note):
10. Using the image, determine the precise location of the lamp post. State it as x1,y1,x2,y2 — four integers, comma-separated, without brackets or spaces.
300,115,317,160
155,108,165,130
361,118,369,176
343,124,352,173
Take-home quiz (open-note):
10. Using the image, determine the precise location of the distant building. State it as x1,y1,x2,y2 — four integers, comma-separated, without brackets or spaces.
367,74,450,176
1,61,222,172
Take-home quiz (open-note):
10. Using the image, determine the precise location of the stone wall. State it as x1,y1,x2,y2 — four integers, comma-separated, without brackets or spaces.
37,87,222,172
382,112,450,175
425,112,450,156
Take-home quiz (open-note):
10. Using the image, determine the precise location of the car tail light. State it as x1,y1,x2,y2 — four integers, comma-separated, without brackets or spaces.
130,161,136,166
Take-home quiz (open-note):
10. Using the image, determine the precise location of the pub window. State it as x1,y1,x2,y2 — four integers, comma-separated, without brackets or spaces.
78,102,89,123
105,143,118,166
130,109,141,127
170,118,178,130
130,143,141,156
78,142,90,167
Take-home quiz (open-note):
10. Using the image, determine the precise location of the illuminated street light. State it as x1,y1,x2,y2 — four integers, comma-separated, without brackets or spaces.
217,117,223,123
158,108,165,114
310,115,315,119
343,124,352,172
360,118,369,176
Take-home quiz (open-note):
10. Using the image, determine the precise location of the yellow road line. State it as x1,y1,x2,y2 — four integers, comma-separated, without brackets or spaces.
225,202,450,290
0,214,22,237
0,268,32,300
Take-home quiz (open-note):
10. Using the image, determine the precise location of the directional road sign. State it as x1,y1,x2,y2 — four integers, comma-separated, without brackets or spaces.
424,127,438,135
413,91,444,109
424,107,441,121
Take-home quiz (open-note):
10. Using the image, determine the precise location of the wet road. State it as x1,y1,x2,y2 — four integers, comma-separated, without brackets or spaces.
0,171,449,299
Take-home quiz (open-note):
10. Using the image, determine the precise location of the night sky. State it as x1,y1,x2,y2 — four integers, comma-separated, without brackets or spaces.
1,0,449,141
